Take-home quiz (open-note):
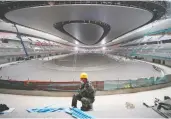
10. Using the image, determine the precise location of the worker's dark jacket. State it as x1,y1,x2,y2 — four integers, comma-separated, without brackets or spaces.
78,81,95,102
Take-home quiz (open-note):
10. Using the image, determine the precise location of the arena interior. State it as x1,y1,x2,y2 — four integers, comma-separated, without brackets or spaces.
0,1,171,118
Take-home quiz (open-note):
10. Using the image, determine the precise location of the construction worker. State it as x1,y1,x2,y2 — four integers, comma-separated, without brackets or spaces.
71,73,95,111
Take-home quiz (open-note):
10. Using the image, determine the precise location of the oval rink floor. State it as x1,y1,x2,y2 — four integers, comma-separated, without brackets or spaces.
0,54,161,81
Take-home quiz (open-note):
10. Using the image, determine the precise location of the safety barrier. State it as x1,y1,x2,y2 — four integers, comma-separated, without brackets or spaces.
103,75,170,91
0,74,170,92
0,79,104,91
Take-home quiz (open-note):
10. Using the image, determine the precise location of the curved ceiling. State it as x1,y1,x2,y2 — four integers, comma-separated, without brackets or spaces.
5,5,153,46
64,23,104,45
0,1,168,48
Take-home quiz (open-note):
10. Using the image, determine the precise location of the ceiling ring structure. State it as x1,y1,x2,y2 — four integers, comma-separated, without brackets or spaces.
0,1,168,47
54,20,110,45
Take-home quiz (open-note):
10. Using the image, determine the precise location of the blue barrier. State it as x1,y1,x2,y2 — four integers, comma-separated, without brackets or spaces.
69,107,95,119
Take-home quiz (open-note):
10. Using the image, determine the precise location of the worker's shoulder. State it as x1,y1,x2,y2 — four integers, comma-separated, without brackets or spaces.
86,81,93,86
85,81,94,89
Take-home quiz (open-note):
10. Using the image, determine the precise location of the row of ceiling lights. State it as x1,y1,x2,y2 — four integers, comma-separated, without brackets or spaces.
73,46,107,51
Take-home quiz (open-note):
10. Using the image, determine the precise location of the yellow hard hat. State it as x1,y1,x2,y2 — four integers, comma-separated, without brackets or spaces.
80,73,88,79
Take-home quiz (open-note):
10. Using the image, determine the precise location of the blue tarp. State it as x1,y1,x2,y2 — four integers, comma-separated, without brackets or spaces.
27,106,95,119
27,107,65,113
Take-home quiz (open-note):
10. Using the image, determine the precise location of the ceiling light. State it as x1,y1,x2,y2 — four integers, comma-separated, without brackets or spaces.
74,47,78,50
48,1,55,6
75,41,79,45
102,47,106,50
101,40,106,45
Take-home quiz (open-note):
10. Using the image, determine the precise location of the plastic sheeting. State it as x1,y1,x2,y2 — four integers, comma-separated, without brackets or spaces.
27,107,65,113
27,106,95,119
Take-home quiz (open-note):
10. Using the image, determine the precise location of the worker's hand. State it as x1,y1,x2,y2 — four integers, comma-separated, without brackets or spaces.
79,88,87,95
77,89,81,93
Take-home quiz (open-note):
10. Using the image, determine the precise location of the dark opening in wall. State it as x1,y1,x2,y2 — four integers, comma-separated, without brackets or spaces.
1,39,8,43
30,56,34,59
153,59,161,64
163,60,165,65
37,55,41,58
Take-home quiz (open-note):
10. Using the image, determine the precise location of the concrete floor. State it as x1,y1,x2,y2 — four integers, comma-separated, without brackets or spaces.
0,54,170,118
1,86,171,118
0,54,161,81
